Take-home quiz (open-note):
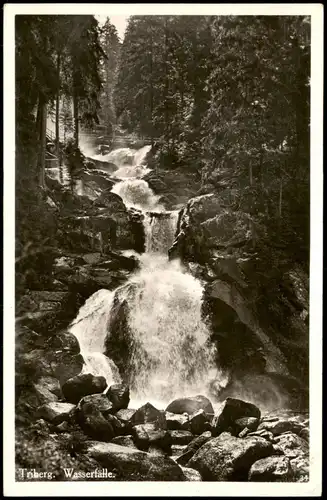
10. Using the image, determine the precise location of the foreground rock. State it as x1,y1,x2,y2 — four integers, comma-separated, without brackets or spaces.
86,441,187,481
176,431,213,466
36,402,75,424
248,456,293,482
62,374,107,404
166,395,214,416
132,424,171,452
131,402,166,428
212,398,261,436
75,394,124,441
189,409,212,435
107,384,130,411
187,432,273,481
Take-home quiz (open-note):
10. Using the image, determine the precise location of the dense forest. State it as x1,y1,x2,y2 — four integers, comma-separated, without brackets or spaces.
16,15,310,268
15,15,312,484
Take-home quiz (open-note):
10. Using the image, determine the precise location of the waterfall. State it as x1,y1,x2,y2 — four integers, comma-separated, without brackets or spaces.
69,289,121,386
109,253,221,407
144,211,179,254
69,144,226,407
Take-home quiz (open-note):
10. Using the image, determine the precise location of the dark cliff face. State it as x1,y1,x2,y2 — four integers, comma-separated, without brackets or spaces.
169,192,309,409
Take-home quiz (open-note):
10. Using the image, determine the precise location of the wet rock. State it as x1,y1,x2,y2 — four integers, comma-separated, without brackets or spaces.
131,402,167,428
116,408,136,424
166,395,214,416
36,402,75,424
176,431,213,466
107,384,130,411
62,374,107,404
86,442,186,481
76,395,124,442
187,432,273,481
132,423,171,452
181,467,202,481
212,398,261,437
33,376,63,404
165,411,190,431
189,409,212,435
248,456,293,482
77,394,113,415
168,430,194,445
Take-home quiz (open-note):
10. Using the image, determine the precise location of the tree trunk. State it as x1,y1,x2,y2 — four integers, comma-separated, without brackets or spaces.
164,17,169,152
149,27,154,146
55,52,61,160
39,96,47,188
279,177,283,218
249,161,253,186
73,88,79,148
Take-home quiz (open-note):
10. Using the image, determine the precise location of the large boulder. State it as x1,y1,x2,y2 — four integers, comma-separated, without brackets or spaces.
76,394,124,442
212,398,261,437
107,384,130,411
32,376,63,404
176,431,213,466
116,409,137,424
132,423,171,452
77,394,113,414
187,432,273,481
36,402,75,424
166,395,214,416
131,402,166,428
248,456,293,482
62,374,107,404
86,441,187,481
189,409,212,435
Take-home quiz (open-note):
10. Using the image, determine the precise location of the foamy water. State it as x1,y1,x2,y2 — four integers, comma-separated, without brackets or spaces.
69,144,228,407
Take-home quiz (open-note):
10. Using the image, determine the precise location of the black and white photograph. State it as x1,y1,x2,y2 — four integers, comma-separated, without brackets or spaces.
3,3,323,496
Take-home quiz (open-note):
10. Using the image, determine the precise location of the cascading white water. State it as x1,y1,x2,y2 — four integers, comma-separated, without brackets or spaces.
111,253,223,407
69,289,121,385
69,144,227,407
144,211,180,254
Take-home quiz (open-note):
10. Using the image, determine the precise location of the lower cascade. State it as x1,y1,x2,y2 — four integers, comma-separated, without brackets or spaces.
69,146,227,408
